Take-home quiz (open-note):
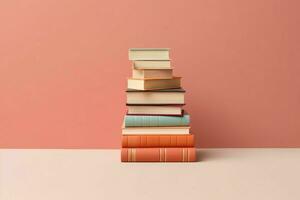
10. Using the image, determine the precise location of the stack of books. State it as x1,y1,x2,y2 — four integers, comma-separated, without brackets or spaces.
121,48,196,162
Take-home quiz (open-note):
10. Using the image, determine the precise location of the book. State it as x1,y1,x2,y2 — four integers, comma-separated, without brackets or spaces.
122,126,190,135
121,148,196,162
132,68,173,79
129,48,169,60
127,77,181,90
126,88,185,104
122,135,195,148
124,113,190,127
133,60,171,69
127,105,183,116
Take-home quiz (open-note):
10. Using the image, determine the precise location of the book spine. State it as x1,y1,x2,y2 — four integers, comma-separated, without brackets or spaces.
124,114,190,127
122,135,195,148
121,148,196,162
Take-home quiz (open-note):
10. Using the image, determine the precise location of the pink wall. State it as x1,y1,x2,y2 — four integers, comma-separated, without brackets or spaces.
1,0,299,148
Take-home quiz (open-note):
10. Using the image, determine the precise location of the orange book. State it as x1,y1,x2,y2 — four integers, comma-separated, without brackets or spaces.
122,135,195,148
121,148,196,162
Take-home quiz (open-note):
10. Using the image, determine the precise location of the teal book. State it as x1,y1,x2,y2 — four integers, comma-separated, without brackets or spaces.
124,114,190,127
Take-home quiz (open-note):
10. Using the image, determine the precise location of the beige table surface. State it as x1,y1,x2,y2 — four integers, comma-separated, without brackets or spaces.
1,149,300,200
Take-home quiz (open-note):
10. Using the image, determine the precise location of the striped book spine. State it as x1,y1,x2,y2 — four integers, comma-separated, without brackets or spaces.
121,148,196,162
122,135,195,148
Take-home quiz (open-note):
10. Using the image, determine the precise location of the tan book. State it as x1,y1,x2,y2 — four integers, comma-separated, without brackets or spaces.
126,88,185,104
132,69,173,79
126,89,185,105
127,105,183,116
122,126,190,135
133,60,171,69
127,77,181,90
129,48,169,60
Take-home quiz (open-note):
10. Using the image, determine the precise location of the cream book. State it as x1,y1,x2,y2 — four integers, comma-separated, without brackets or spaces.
133,60,171,69
122,126,190,135
127,77,181,90
129,48,169,60
127,105,183,115
132,69,173,79
126,88,185,104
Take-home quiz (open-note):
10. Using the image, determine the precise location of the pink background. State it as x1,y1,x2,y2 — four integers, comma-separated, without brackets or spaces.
0,0,299,148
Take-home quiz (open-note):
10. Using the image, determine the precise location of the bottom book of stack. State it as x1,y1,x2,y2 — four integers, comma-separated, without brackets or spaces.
121,147,196,162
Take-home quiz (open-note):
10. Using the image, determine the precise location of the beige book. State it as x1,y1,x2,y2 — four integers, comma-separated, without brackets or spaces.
132,69,173,79
122,126,190,135
133,60,171,69
127,77,181,90
129,48,169,60
127,106,183,115
126,88,185,104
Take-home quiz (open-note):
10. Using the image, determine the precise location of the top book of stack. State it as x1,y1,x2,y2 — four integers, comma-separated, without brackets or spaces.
129,48,171,69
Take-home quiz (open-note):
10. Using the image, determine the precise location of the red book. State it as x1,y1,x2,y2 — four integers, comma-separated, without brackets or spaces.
122,135,195,148
121,148,196,162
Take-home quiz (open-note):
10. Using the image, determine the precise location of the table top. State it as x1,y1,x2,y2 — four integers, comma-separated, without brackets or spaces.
1,149,300,200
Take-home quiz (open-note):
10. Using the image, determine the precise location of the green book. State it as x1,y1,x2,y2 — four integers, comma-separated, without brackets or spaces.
124,114,190,127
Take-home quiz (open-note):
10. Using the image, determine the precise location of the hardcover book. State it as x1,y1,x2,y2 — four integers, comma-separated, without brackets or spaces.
121,148,196,162
127,77,181,90
126,88,185,104
122,135,195,148
124,113,190,127
129,48,169,60
133,60,171,69
132,68,173,79
127,105,183,116
122,126,190,135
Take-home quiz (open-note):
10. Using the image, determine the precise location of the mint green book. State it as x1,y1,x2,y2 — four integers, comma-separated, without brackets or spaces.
124,114,190,127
